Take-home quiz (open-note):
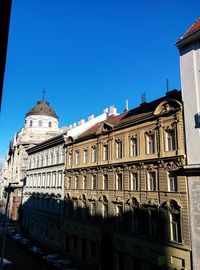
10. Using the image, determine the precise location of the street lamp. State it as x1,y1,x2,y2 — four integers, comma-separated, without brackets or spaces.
0,182,19,270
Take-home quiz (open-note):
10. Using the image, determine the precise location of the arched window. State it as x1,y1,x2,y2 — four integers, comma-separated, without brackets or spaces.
38,120,43,127
162,200,182,243
30,120,33,127
48,121,52,127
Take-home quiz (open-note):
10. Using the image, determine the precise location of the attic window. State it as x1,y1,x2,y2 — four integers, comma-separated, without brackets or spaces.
38,120,43,127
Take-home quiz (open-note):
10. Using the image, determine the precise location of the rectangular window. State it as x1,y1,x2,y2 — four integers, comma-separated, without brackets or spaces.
92,147,97,163
75,151,80,165
83,149,88,164
68,177,71,189
90,242,96,258
171,213,181,242
149,211,157,237
116,205,123,226
68,153,72,167
74,176,78,189
148,171,156,191
92,175,97,190
83,176,87,189
47,174,51,188
90,202,97,217
102,204,108,219
130,211,139,232
146,133,155,154
168,172,177,192
130,137,138,157
82,202,87,219
116,141,122,159
130,173,138,191
116,174,123,190
103,174,108,190
73,200,78,217
58,172,62,187
38,174,41,187
166,129,176,151
103,145,108,161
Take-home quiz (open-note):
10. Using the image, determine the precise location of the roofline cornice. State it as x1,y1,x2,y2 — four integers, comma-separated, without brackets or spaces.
176,29,200,49
64,107,181,147
27,134,66,154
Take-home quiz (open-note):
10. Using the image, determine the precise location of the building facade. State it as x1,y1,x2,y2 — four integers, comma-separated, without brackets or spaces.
63,90,191,270
1,100,61,220
22,106,118,250
22,134,66,250
176,18,200,270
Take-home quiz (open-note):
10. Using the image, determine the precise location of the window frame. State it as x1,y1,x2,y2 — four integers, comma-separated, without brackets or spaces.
92,175,97,190
130,172,138,191
147,171,157,191
92,147,97,163
166,129,176,151
130,136,138,157
168,171,178,192
75,151,80,165
116,140,123,159
116,173,123,191
83,149,88,164
103,144,109,161
103,174,108,190
146,133,155,154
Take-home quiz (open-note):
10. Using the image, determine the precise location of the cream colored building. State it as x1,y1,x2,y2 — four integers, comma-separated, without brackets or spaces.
63,90,190,270
1,100,62,220
22,106,118,250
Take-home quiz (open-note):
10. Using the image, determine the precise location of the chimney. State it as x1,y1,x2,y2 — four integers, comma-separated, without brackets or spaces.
140,93,147,106
103,108,109,114
88,114,94,121
109,105,117,116
78,118,85,125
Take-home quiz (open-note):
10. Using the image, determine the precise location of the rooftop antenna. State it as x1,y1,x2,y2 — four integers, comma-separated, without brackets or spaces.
42,88,45,101
166,79,169,93
124,99,129,111
141,92,146,104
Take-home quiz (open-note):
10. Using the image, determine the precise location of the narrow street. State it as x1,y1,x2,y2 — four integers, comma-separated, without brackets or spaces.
0,235,49,270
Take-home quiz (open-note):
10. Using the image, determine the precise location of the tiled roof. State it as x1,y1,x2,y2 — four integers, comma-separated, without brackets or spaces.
182,17,200,39
78,90,182,140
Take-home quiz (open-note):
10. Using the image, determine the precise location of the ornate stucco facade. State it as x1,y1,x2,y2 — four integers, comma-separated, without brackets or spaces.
21,106,118,250
63,90,191,270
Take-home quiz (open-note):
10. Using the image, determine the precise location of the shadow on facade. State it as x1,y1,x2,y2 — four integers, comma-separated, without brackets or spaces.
18,193,184,270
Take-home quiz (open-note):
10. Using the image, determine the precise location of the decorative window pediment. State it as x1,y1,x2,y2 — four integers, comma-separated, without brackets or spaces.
126,197,140,208
96,122,114,135
112,198,124,205
154,99,181,116
162,199,181,212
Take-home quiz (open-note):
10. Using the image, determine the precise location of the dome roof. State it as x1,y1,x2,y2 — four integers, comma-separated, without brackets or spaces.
26,101,59,119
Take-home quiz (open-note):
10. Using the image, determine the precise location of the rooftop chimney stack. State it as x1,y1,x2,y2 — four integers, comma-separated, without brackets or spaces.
109,105,117,116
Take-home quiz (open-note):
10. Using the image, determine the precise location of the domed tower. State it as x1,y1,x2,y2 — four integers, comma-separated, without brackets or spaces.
25,100,59,131
22,100,60,145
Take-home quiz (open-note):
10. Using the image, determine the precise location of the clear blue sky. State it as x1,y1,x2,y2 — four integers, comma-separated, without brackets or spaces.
0,0,199,162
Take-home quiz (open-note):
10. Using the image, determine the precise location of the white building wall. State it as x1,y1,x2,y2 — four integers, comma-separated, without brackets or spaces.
180,40,200,164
